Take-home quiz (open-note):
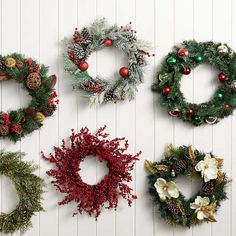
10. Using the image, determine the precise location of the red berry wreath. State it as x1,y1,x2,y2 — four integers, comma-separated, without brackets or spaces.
42,126,140,218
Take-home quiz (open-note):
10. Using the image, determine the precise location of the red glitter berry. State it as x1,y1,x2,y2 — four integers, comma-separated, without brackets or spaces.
42,126,140,219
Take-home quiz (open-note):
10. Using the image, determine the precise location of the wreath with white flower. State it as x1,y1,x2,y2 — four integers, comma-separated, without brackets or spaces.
145,145,230,227
64,18,153,106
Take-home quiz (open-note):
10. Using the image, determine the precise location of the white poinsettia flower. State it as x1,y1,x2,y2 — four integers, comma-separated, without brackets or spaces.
195,154,218,182
190,196,215,221
154,178,179,201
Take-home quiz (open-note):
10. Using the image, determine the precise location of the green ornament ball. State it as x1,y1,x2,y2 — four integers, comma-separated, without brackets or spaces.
195,55,203,63
166,56,177,66
194,116,203,125
215,91,224,100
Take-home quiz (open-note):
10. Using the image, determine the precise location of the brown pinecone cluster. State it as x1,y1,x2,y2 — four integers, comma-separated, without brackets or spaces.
0,60,6,70
201,181,215,196
173,159,187,174
0,124,9,136
43,104,57,117
166,199,181,215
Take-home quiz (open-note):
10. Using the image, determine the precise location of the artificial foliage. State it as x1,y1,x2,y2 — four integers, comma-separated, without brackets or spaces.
0,53,58,142
0,151,44,234
152,40,236,126
145,145,230,227
42,126,140,218
64,18,153,106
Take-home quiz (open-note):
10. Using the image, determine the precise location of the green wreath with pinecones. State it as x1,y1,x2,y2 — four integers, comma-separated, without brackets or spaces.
0,151,44,234
0,53,58,142
152,40,236,126
145,145,230,227
64,18,153,106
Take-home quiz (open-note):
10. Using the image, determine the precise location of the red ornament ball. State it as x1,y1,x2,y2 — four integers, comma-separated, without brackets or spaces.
103,38,113,47
169,108,180,117
218,73,227,82
225,104,231,109
186,108,194,116
78,61,89,71
178,48,189,57
119,67,129,78
182,68,191,75
163,87,171,95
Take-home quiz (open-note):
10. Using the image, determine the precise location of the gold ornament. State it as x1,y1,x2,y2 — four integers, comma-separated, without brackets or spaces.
35,112,45,123
217,44,228,54
205,116,217,125
230,80,236,91
4,57,16,68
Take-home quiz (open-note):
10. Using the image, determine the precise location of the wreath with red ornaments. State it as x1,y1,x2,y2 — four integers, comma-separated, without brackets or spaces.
64,18,153,106
42,126,140,218
152,40,236,126
0,53,58,142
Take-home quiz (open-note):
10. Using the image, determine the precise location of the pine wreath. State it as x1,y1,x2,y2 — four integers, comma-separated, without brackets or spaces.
152,40,236,126
64,18,153,106
0,53,58,142
42,126,140,218
145,145,230,227
0,151,44,234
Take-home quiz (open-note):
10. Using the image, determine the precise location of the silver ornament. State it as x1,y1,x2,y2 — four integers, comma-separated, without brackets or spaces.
231,80,236,91
205,116,218,125
169,108,180,117
171,169,176,177
217,44,228,54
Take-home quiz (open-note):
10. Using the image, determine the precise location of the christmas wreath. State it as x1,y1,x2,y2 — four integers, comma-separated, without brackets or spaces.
152,40,236,126
145,145,230,227
0,53,58,142
42,126,140,218
0,151,44,234
64,18,153,106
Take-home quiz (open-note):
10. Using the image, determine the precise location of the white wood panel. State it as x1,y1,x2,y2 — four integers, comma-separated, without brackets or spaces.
0,0,235,236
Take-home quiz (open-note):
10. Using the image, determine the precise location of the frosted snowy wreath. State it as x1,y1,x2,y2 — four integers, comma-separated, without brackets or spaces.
64,18,153,106
145,145,230,227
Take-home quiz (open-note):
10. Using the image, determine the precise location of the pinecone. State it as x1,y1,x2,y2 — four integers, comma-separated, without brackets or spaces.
201,181,215,196
73,43,86,60
104,91,118,103
0,124,9,136
166,199,181,215
26,72,42,90
0,60,6,71
80,28,93,45
173,159,187,174
126,32,137,43
136,53,145,66
43,104,57,117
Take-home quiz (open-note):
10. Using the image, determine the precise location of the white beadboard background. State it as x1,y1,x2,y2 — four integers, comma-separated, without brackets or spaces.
0,0,236,235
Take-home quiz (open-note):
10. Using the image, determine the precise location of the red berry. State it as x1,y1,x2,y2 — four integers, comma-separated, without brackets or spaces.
119,67,129,78
225,104,231,109
178,48,188,57
186,108,194,116
218,73,227,82
103,38,113,47
182,68,191,75
163,87,171,95
78,61,89,71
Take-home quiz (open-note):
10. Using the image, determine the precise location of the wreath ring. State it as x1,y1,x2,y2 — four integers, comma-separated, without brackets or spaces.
145,145,229,227
42,126,141,218
0,151,44,234
0,53,58,142
152,40,236,126
64,18,153,106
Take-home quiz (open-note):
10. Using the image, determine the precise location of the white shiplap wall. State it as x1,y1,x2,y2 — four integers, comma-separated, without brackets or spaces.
0,0,235,235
